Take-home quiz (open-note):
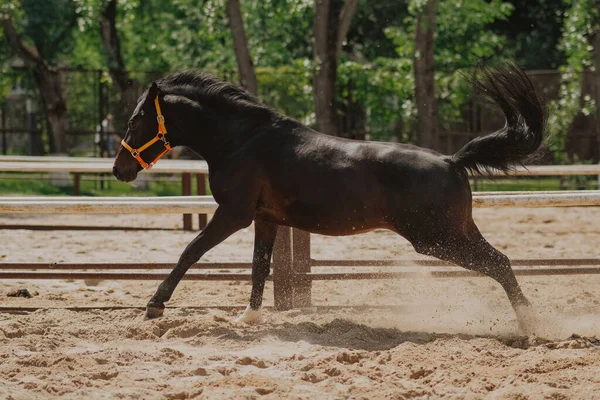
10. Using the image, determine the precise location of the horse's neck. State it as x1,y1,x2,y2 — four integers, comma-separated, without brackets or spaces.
185,113,273,168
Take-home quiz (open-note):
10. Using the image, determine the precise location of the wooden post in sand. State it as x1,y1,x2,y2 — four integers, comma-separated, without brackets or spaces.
196,173,208,229
181,173,192,231
273,226,294,310
292,229,312,308
272,227,312,310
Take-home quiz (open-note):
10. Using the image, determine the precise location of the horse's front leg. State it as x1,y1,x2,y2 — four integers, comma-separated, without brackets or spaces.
236,220,278,324
145,206,253,319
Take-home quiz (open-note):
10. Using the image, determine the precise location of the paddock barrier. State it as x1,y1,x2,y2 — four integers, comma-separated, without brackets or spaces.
1,190,600,310
1,158,599,232
0,156,210,230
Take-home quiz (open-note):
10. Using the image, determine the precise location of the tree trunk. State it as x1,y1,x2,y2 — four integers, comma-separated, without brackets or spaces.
226,0,258,95
2,17,68,154
313,0,358,136
313,0,336,135
413,0,438,150
99,0,143,121
594,4,600,163
336,0,357,54
338,78,366,140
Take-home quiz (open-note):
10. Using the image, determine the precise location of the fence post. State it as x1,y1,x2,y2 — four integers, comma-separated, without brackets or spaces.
1,105,5,155
196,173,207,229
292,229,312,308
26,99,35,156
597,161,600,190
273,225,293,310
98,69,106,190
73,173,80,196
182,173,192,231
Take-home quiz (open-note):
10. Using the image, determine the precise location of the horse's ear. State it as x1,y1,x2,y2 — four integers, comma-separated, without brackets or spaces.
143,82,163,109
147,82,161,100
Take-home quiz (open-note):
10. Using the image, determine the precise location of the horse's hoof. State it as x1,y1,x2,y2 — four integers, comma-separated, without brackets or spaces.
235,305,262,324
514,304,537,335
144,305,165,320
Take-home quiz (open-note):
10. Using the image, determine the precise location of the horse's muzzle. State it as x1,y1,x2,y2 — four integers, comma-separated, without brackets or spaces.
112,164,138,183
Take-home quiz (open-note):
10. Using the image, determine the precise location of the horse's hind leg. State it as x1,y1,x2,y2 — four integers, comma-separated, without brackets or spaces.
411,223,530,321
236,220,278,324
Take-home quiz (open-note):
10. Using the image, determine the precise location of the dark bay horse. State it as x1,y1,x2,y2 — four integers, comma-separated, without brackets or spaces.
113,63,546,326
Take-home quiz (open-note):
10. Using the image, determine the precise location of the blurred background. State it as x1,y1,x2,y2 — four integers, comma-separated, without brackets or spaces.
0,0,598,194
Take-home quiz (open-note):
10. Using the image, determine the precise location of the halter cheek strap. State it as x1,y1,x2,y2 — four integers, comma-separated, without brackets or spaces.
121,96,172,169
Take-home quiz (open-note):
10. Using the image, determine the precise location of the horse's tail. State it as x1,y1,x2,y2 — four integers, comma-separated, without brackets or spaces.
449,63,547,175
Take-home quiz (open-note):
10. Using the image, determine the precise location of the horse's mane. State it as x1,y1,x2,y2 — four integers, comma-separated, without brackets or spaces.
155,70,272,117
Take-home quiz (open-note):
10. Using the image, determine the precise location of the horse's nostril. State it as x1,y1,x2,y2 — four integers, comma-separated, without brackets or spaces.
112,165,119,178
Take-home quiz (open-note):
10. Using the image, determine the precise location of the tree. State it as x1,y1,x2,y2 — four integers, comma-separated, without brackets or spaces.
385,0,513,147
594,3,600,162
313,0,358,136
490,0,568,70
1,0,78,154
227,0,257,95
99,0,143,121
413,0,437,150
546,0,597,163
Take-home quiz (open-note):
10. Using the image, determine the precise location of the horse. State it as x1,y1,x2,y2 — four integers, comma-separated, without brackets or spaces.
112,63,546,327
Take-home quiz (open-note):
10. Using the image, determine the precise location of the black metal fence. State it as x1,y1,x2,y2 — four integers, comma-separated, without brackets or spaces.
0,68,165,157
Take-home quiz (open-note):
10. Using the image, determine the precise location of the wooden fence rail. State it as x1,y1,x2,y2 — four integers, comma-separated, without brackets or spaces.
2,190,600,310
0,157,209,230
1,157,599,229
1,192,599,214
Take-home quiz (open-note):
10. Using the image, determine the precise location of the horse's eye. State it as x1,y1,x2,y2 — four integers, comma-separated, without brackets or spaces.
140,110,145,116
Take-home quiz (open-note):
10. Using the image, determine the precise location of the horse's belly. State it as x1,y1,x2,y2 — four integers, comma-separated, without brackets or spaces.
255,199,391,236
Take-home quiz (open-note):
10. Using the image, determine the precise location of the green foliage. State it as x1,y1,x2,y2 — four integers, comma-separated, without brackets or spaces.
384,0,513,135
63,0,515,144
256,61,314,124
0,0,15,105
242,0,313,66
0,0,22,19
0,0,595,165
547,0,598,164
2,0,79,67
436,0,513,70
338,57,415,141
74,0,229,72
107,0,314,73
345,0,409,60
121,0,234,72
492,0,568,70
17,0,79,63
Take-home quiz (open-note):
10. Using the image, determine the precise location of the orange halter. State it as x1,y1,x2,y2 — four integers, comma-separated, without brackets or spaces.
121,96,172,169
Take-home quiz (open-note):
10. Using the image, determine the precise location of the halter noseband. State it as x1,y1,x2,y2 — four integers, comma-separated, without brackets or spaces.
121,96,172,169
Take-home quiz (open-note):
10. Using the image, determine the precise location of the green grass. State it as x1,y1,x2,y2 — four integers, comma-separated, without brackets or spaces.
0,175,596,197
471,177,598,192
0,175,210,197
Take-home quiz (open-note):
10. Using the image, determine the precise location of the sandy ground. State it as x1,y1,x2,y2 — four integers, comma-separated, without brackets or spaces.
1,207,600,399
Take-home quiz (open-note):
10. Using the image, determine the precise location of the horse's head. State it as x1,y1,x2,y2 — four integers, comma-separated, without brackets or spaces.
113,82,172,182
